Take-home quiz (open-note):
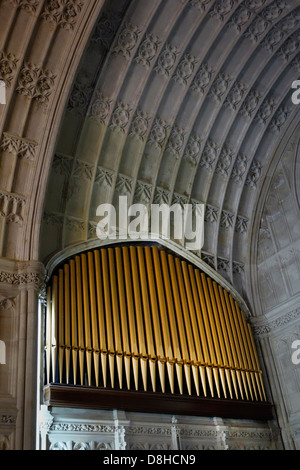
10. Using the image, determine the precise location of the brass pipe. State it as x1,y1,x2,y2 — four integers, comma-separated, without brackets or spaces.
75,256,85,386
160,250,184,394
130,246,148,391
144,246,165,393
182,261,206,396
175,257,199,396
212,282,234,399
137,246,156,392
217,285,240,399
94,250,108,387
64,264,71,384
207,277,230,399
152,247,175,394
194,270,217,397
88,252,100,387
51,275,58,383
69,259,78,385
46,286,52,385
188,265,212,397
115,247,131,390
101,249,115,388
81,254,92,386
122,246,139,390
228,294,250,400
58,269,64,384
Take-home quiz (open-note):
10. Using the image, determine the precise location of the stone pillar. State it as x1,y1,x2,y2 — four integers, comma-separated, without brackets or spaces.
0,259,45,450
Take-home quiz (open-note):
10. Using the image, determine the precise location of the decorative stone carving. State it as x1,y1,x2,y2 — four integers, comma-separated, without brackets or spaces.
224,81,248,111
41,0,83,31
94,166,114,187
215,146,234,177
16,62,56,105
166,125,186,157
153,187,171,204
260,0,287,23
277,31,300,62
0,190,25,225
7,0,39,14
0,51,18,87
52,153,73,176
147,117,170,150
261,27,284,53
220,210,234,230
67,78,93,116
172,53,198,86
200,139,220,171
230,154,249,184
228,6,254,33
190,62,214,94
255,98,276,125
134,180,153,204
217,257,230,272
88,91,113,125
209,72,233,103
183,134,203,165
245,160,262,189
154,43,179,77
73,160,94,180
239,89,262,118
210,0,236,22
235,215,249,233
0,132,37,161
205,204,219,223
135,33,161,68
187,0,213,12
109,101,132,133
268,106,290,135
111,22,141,59
244,16,270,43
129,109,151,141
115,174,133,196
90,12,122,50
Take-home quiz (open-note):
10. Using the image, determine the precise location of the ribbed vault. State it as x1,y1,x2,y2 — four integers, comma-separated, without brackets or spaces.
0,0,300,316
40,0,300,314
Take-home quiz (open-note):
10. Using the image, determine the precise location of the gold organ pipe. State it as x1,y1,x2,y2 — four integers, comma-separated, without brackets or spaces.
45,245,267,405
101,249,115,388
160,250,184,395
69,260,78,385
108,248,123,389
46,286,52,385
174,257,199,396
87,252,100,387
115,247,131,390
144,246,165,393
137,246,156,392
152,246,175,394
75,256,85,386
188,265,212,397
122,246,139,390
58,269,64,384
181,261,206,396
64,264,71,384
94,250,108,387
228,293,250,400
81,254,92,386
51,275,58,383
207,277,231,399
130,246,148,391
247,323,266,401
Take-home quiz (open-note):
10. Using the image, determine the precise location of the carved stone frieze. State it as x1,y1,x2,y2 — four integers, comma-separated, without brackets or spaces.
135,32,161,69
6,0,39,14
0,132,38,161
111,22,141,59
0,190,26,225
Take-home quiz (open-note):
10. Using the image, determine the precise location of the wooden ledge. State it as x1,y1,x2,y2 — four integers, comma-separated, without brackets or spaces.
44,384,273,421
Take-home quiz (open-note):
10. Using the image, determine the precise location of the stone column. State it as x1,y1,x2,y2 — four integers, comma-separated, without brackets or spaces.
0,259,45,450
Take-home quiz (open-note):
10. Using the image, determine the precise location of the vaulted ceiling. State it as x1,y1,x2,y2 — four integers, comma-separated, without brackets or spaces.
0,0,299,317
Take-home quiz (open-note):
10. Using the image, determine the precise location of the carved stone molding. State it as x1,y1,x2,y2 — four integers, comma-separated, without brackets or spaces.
0,190,26,225
16,62,56,105
253,306,300,337
41,0,84,32
0,132,38,161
